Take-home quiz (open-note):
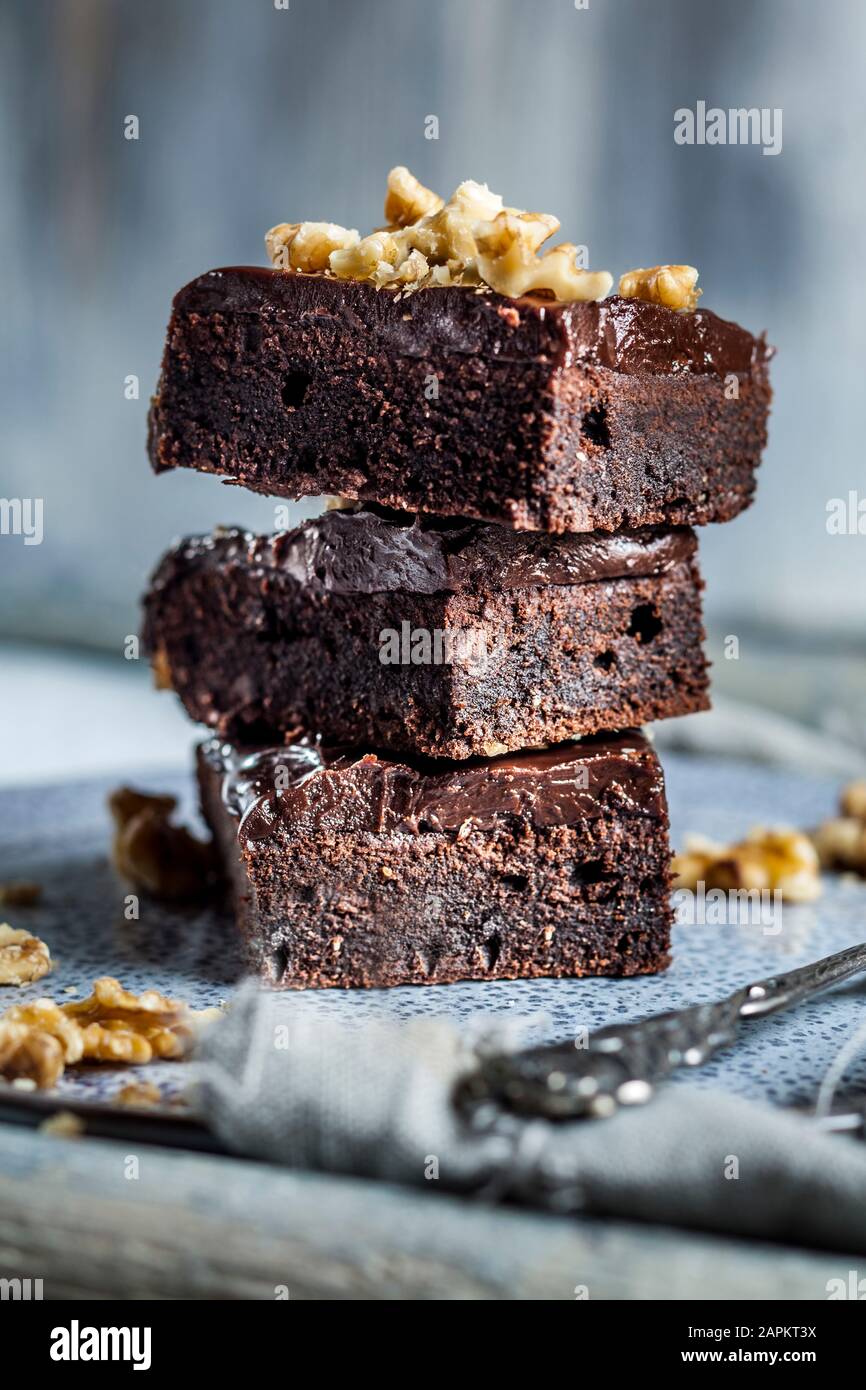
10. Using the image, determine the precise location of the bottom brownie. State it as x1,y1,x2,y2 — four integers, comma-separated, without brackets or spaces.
197,731,673,989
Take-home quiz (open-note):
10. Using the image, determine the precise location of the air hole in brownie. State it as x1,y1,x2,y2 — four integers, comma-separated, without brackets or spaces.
237,716,280,745
580,402,610,448
572,859,606,885
269,944,290,983
501,873,529,891
483,931,502,970
244,324,262,354
627,604,663,644
594,649,616,672
281,370,312,409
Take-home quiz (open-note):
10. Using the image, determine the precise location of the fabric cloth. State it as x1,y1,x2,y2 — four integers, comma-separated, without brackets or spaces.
196,987,866,1253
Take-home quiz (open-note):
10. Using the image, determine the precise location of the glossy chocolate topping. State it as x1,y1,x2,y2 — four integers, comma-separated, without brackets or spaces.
200,732,666,849
175,267,772,378
150,509,697,598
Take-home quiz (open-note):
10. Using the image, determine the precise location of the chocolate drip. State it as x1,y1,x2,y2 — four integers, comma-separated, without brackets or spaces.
200,733,666,850
149,510,697,599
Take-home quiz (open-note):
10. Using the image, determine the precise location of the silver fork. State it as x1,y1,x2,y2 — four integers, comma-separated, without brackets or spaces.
460,941,866,1123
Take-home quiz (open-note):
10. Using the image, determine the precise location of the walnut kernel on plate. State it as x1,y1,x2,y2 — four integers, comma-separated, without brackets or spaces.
108,786,219,901
2,998,84,1063
115,1079,164,1109
672,827,821,902
0,976,222,1090
0,1020,65,1089
62,976,222,1062
810,778,866,876
0,923,52,986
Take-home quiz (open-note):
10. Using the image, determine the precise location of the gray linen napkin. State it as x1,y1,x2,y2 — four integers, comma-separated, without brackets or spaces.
196,987,866,1252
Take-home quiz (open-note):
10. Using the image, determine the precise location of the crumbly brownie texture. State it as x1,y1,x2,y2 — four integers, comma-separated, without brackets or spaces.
196,732,673,988
148,268,772,533
144,509,709,759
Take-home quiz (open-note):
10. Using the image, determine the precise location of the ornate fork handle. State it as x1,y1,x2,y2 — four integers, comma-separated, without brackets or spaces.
738,941,866,1016
462,941,866,1121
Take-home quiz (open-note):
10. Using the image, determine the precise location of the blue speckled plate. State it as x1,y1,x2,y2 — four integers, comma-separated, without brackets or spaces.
2,751,865,1111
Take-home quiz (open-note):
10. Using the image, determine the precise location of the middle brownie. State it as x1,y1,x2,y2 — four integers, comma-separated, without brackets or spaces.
144,506,709,760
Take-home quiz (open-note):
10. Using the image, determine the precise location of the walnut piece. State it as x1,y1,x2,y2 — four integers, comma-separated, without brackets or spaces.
811,817,866,872
840,779,866,822
264,221,359,272
115,1079,163,1108
384,166,443,227
0,1020,64,1088
474,211,612,301
0,881,42,907
619,264,701,312
3,999,84,1063
63,974,187,1022
0,923,52,986
266,167,612,303
0,976,220,1089
63,976,220,1062
672,827,821,902
39,1110,85,1139
330,230,403,286
810,778,866,875
79,1020,154,1064
108,786,219,901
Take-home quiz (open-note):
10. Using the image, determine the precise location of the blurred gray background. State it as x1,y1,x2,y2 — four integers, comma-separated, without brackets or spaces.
1,0,865,779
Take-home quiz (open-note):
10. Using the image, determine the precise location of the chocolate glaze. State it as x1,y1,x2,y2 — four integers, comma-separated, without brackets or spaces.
174,267,772,378
149,509,697,598
200,732,666,849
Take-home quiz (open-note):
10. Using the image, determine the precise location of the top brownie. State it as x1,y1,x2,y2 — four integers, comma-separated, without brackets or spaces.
149,267,772,533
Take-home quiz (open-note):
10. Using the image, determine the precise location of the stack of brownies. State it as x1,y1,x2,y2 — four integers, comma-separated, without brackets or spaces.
143,170,771,989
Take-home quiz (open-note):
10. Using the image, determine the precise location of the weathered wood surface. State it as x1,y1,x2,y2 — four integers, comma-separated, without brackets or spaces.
0,1129,851,1300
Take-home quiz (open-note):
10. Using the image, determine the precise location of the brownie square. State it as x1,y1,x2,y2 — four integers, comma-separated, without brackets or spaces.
148,268,772,533
144,508,709,760
197,731,673,989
